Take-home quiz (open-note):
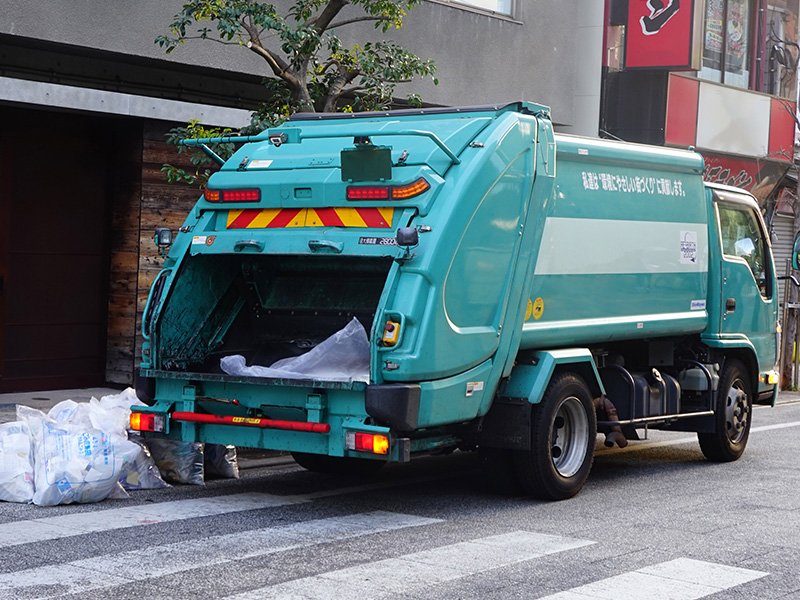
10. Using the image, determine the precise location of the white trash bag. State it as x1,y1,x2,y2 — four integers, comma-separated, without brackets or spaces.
221,317,370,382
0,421,35,503
17,406,139,506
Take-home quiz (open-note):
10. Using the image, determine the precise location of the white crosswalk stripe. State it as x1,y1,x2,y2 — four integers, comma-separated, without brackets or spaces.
0,492,308,549
222,530,595,600
0,493,771,600
538,557,768,600
2,511,441,600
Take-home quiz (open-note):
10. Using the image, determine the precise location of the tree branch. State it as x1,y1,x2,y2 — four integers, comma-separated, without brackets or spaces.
328,16,390,29
241,15,263,47
311,0,348,33
175,35,241,46
246,41,297,85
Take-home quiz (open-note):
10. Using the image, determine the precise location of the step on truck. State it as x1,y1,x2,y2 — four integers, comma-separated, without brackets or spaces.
132,101,780,500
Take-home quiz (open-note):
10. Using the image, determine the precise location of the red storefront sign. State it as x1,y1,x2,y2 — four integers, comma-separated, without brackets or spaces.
626,0,703,69
702,154,791,201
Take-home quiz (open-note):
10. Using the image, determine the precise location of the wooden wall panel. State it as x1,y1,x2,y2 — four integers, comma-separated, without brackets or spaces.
105,121,142,386
134,121,205,371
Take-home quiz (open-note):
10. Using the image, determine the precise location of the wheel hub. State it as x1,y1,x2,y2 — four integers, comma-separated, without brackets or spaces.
550,396,589,478
725,379,749,443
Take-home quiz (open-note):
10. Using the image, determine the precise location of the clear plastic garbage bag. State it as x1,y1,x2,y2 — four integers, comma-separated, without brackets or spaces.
17,406,139,506
204,444,240,479
120,434,171,490
0,421,35,503
221,317,370,382
145,438,205,485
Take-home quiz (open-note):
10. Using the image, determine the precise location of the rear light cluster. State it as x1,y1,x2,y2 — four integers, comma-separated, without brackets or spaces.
129,412,166,433
345,431,389,455
346,177,430,201
204,188,260,202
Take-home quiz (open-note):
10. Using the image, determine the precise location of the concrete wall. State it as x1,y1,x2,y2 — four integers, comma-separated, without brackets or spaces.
0,0,592,131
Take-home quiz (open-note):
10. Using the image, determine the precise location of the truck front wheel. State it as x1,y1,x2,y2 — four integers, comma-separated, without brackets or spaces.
697,359,751,462
514,373,596,500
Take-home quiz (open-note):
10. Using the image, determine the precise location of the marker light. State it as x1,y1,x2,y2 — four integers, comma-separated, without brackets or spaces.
130,412,166,433
345,431,389,455
765,371,779,385
392,177,430,199
204,188,260,202
346,177,430,201
382,321,400,346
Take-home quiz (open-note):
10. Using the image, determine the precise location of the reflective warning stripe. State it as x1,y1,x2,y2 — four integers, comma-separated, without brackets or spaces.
226,208,393,229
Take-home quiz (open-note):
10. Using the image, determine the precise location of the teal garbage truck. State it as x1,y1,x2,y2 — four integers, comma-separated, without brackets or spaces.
132,102,780,500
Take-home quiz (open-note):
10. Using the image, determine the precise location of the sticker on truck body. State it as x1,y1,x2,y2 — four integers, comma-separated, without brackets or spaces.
466,381,485,397
532,298,544,320
247,160,273,169
680,231,698,264
691,300,706,310
359,237,397,246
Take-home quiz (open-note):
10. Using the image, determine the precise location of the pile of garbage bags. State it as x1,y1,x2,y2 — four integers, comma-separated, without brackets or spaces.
0,388,239,506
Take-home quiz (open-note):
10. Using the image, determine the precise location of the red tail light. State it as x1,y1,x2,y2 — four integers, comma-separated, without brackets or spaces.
205,188,260,202
346,177,430,201
130,412,166,433
345,431,389,455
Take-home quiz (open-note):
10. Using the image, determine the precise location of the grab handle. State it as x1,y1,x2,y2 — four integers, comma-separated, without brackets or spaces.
308,239,343,254
234,240,264,253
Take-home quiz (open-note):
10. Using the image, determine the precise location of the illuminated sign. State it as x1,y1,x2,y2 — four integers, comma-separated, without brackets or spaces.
626,0,703,69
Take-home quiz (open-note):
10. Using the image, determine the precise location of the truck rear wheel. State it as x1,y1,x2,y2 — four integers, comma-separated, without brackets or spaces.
514,373,596,500
698,359,751,462
291,452,385,476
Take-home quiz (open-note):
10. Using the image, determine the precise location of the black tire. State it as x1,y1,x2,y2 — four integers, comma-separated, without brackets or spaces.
698,359,752,462
514,372,596,500
291,452,385,476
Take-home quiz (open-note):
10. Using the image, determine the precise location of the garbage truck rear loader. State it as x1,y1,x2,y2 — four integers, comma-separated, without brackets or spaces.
132,102,779,500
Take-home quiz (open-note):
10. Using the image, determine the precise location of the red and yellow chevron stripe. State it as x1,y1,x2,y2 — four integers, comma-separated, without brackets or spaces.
226,207,394,229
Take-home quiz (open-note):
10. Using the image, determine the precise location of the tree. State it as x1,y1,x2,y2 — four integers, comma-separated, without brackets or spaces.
157,0,437,184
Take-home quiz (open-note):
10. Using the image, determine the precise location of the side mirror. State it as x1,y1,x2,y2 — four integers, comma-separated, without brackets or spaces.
793,233,800,270
154,228,173,257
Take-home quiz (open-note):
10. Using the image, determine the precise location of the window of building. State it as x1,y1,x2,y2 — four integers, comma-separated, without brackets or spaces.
701,0,752,88
700,0,798,97
441,0,512,15
758,0,799,98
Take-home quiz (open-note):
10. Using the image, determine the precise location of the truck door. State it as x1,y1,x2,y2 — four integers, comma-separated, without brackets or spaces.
714,190,778,373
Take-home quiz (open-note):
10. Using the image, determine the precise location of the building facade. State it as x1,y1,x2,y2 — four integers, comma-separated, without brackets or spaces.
0,0,589,391
601,0,799,294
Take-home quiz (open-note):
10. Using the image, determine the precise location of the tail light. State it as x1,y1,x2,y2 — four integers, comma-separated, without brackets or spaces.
204,188,260,202
345,432,389,455
347,177,430,201
130,412,166,433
